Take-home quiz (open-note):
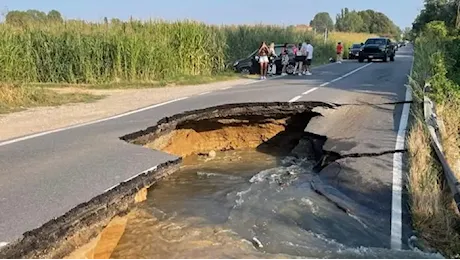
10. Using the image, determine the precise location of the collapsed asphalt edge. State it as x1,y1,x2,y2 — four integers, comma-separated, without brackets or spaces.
1,101,337,259
0,159,182,259
119,101,337,145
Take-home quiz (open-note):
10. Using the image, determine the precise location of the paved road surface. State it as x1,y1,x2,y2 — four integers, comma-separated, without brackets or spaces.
0,46,414,249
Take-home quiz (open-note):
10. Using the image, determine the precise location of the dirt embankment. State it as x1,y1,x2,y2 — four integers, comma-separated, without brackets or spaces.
146,119,287,157
122,102,335,158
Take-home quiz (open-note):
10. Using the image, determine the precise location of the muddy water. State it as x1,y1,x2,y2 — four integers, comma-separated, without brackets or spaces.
109,150,441,259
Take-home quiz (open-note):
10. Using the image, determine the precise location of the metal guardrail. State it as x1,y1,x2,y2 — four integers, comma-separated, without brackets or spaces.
423,84,460,211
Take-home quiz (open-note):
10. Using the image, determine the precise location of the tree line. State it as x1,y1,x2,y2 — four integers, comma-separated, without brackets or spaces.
411,0,459,35
310,9,401,38
4,9,63,25
3,8,402,38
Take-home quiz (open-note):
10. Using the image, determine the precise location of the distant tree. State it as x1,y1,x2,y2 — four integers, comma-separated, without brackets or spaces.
110,18,122,24
335,8,364,32
5,9,63,26
412,0,458,34
310,12,334,32
25,9,47,22
47,10,63,23
402,27,414,40
5,11,27,26
335,8,400,37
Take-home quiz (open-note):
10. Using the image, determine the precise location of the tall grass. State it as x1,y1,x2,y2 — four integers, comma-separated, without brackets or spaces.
328,31,378,58
407,21,460,257
0,83,101,113
0,20,377,85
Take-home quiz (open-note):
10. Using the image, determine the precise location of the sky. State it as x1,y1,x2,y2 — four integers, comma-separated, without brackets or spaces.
1,0,424,29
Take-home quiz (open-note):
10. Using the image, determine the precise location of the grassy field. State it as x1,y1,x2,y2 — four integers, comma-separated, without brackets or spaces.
0,83,102,114
328,31,378,58
0,21,376,85
407,21,460,257
0,19,377,111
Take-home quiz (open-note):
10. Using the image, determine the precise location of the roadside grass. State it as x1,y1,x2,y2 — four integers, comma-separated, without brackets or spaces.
26,60,331,90
27,72,241,90
437,100,460,180
0,83,103,114
406,28,460,256
328,32,378,45
407,116,460,257
327,32,378,59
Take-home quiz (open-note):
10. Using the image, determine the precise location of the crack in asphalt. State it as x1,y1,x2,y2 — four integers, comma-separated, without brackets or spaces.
328,100,413,107
313,148,407,173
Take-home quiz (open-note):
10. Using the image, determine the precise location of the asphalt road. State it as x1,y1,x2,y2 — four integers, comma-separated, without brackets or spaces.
0,46,414,248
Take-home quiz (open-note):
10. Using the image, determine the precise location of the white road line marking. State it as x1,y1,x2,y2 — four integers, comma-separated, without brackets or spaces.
0,63,368,147
319,63,373,87
302,87,318,95
198,91,211,96
0,97,189,147
240,62,342,86
289,96,302,103
104,165,159,192
391,58,414,250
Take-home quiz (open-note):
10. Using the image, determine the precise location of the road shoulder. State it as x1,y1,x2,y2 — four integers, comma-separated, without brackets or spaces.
0,78,255,141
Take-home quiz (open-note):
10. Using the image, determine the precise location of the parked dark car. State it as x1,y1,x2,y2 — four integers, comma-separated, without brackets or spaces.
358,37,396,63
233,44,297,75
348,43,363,59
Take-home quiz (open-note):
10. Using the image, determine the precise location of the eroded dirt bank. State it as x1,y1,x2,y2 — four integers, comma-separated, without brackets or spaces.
121,102,336,159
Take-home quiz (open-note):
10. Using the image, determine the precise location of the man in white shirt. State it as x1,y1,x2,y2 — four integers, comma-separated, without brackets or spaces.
304,40,314,75
299,42,308,76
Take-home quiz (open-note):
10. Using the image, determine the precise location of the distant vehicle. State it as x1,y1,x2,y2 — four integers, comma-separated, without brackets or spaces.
358,37,396,63
348,43,363,59
233,44,297,75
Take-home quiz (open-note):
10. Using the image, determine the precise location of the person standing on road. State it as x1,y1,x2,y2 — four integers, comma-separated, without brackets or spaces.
304,40,314,75
258,41,269,80
294,43,306,76
268,42,278,77
280,43,290,76
300,41,310,75
336,42,343,63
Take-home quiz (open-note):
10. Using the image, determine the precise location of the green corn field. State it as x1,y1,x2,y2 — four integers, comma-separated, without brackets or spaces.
0,20,345,84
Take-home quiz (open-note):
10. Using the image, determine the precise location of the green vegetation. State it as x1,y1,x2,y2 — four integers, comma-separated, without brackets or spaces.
0,83,102,114
0,19,339,85
310,12,334,32
308,9,401,38
5,9,64,25
0,8,393,113
407,0,460,257
0,8,400,86
28,72,240,90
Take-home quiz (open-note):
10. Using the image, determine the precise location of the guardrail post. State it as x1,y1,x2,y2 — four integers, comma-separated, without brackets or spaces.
423,84,460,212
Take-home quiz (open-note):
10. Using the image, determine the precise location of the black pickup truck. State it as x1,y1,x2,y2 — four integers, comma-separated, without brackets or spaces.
358,37,396,62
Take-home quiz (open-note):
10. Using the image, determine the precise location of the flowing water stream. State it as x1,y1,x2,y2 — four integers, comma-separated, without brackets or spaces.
108,149,442,259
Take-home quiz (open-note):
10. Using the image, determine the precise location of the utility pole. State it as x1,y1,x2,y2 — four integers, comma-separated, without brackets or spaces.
324,28,328,43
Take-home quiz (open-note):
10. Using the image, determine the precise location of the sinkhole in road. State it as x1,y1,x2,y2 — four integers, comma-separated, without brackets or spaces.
93,101,436,259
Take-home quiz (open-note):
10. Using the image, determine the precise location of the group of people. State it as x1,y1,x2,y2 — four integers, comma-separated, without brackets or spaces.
256,40,347,79
256,40,314,80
